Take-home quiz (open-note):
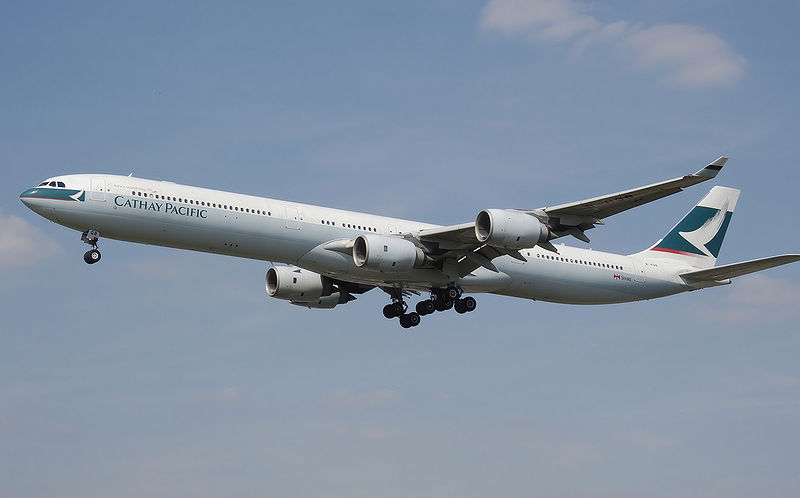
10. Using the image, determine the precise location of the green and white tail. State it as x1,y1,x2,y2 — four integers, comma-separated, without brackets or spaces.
641,186,740,269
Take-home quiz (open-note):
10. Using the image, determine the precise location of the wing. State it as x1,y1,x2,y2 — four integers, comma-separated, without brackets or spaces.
415,157,728,275
539,157,727,221
680,254,800,281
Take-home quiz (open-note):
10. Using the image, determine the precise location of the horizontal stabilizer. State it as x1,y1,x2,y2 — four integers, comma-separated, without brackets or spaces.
680,254,800,281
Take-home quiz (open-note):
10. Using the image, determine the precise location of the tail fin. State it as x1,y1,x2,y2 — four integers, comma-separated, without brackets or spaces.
639,186,740,269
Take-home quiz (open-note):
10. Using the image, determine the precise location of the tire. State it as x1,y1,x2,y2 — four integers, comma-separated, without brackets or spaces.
399,314,412,328
445,286,460,300
407,312,421,327
462,296,477,312
84,249,101,264
416,300,435,315
454,300,467,314
383,304,397,319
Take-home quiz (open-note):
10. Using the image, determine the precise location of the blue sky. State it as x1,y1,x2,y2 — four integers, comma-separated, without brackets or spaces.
2,1,799,496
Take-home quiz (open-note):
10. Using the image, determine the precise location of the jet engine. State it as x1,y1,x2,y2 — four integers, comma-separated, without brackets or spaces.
266,265,331,302
353,234,425,272
475,209,550,249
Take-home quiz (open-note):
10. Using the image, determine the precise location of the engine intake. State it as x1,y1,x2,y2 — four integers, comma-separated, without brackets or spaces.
475,209,550,249
266,266,331,302
353,234,425,272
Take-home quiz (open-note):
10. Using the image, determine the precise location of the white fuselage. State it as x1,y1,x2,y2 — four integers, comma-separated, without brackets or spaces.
21,174,715,305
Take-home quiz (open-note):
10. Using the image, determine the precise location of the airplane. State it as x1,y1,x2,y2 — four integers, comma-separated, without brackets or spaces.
19,157,800,328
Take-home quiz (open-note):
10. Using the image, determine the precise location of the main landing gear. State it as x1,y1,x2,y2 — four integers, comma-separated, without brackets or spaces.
81,230,101,264
383,298,421,329
383,286,477,328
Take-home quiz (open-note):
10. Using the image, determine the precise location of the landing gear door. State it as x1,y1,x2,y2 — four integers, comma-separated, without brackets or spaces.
90,177,106,201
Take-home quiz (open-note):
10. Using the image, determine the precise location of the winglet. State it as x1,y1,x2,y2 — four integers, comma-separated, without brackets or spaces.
694,156,727,178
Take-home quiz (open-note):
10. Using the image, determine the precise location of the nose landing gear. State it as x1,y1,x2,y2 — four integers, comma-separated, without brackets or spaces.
81,230,102,264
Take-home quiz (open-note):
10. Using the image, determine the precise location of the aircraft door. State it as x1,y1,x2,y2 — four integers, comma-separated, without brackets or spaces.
90,177,106,201
632,261,646,282
284,206,300,229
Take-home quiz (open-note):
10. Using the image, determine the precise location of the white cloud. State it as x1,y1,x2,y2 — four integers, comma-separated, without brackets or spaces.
623,24,747,87
480,0,745,88
481,0,598,41
693,273,800,324
0,212,61,273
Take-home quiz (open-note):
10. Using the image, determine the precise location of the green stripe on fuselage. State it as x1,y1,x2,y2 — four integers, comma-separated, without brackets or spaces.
19,188,85,202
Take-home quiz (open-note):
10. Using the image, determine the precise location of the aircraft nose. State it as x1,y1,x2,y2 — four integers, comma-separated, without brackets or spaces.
19,188,38,207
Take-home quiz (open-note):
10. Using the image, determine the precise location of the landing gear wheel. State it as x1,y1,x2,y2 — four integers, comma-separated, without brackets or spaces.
399,312,421,328
445,286,460,300
416,300,435,316
461,296,477,312
455,296,477,313
435,298,454,312
383,304,398,319
383,300,407,319
83,249,101,264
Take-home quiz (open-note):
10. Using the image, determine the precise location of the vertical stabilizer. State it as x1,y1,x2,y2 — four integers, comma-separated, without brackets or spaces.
639,186,740,269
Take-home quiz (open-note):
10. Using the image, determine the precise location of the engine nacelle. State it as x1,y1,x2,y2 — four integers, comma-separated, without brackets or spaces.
475,209,550,249
266,266,331,302
290,292,351,309
353,234,425,272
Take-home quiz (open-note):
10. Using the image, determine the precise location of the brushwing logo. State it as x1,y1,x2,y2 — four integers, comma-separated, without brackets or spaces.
69,190,86,202
678,200,728,258
652,203,733,259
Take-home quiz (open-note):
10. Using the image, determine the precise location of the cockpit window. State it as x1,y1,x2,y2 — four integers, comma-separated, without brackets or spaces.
38,180,66,187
